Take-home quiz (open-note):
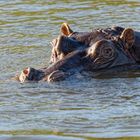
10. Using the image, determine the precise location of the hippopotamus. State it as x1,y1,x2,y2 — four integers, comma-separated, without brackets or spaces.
17,23,140,83
50,23,140,64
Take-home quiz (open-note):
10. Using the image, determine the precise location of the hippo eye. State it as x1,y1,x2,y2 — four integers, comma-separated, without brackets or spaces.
100,45,115,59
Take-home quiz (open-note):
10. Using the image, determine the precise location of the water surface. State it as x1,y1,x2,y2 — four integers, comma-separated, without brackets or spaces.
0,0,140,140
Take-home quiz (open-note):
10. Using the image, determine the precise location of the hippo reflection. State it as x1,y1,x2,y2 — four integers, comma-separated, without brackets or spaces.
18,23,140,83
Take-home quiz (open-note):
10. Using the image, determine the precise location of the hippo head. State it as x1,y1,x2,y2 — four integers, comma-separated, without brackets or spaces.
86,28,135,70
50,23,126,64
18,26,136,83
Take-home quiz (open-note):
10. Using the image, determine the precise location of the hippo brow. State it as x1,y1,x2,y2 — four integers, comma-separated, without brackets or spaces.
96,28,119,39
113,37,125,49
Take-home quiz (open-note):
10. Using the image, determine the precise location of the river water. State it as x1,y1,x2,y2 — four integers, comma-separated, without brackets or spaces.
0,0,140,140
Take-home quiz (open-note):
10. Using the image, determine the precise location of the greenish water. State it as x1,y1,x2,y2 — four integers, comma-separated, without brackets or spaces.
0,0,140,140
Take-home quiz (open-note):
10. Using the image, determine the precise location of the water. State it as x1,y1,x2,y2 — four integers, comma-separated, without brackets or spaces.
0,0,140,140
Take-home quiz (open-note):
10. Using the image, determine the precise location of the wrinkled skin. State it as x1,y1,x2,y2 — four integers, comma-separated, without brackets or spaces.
18,23,140,83
50,23,140,64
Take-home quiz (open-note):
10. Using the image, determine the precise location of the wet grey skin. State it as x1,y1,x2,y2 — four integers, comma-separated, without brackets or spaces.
18,23,140,83
50,35,87,64
50,23,140,64
19,24,140,83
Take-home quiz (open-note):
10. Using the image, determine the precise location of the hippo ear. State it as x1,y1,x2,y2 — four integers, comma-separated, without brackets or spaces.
120,28,135,49
60,23,73,36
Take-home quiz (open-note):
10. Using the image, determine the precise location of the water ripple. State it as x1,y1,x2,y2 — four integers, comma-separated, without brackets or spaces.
0,0,140,139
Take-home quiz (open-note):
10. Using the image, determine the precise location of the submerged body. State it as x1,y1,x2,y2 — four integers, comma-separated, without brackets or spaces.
18,23,140,83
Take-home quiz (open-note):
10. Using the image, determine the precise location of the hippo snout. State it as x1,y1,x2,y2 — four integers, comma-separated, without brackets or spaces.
18,67,68,83
18,67,45,83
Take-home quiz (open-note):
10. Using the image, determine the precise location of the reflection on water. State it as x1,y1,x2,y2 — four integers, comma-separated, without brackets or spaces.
0,0,140,140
